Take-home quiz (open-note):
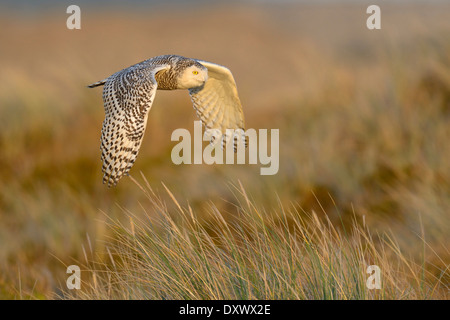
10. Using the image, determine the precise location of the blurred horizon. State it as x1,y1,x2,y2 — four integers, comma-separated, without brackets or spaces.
2,0,449,14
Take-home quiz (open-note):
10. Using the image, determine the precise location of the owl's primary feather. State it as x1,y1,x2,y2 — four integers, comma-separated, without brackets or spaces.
88,55,246,187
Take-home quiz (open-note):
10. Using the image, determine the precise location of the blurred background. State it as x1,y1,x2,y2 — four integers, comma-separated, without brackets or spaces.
0,0,449,298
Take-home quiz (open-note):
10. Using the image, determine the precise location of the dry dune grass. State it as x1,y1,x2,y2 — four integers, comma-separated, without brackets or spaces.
64,177,447,300
0,3,448,299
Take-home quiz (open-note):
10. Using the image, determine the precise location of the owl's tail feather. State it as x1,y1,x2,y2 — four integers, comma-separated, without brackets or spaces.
87,79,107,88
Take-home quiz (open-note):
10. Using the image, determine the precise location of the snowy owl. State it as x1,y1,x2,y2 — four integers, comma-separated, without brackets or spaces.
88,54,246,187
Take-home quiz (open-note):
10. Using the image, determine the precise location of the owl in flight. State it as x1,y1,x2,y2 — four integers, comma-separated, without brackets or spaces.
88,55,246,187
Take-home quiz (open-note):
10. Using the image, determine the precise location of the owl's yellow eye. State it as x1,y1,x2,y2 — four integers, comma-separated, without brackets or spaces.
192,71,198,75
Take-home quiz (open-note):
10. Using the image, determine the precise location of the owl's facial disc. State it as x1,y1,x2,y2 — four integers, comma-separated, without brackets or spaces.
178,65,208,89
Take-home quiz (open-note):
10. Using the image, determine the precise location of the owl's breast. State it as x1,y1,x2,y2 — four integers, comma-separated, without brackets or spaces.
154,69,178,90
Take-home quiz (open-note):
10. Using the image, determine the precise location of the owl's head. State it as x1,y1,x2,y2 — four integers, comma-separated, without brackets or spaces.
177,63,208,89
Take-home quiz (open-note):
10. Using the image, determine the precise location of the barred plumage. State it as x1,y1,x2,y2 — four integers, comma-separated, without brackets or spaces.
88,54,246,187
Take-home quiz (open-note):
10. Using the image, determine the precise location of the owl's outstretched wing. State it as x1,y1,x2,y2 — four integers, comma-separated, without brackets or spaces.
95,64,169,187
189,60,246,148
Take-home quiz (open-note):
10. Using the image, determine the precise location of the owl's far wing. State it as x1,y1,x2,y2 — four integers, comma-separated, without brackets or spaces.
100,64,169,187
189,60,246,148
